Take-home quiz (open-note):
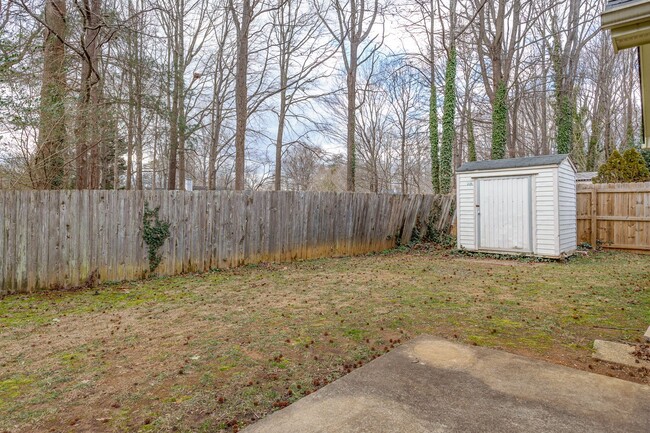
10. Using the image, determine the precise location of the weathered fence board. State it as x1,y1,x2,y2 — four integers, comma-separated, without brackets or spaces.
577,182,650,252
0,191,455,296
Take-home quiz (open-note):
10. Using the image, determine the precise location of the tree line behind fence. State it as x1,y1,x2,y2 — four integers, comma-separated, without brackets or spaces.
0,191,455,296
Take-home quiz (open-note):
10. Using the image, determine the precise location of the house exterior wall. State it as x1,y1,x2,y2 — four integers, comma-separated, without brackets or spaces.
456,164,574,258
601,1,650,148
641,44,650,148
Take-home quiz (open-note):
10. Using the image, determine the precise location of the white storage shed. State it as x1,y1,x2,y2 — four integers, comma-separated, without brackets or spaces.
456,154,577,258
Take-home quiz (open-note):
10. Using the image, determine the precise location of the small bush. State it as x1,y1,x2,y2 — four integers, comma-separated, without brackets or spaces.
593,148,650,183
411,215,456,248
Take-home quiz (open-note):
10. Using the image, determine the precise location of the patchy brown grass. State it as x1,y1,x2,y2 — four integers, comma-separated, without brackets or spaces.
0,248,648,432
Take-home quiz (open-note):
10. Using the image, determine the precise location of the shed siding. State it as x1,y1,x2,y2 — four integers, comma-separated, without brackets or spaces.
534,169,558,256
456,163,573,258
558,159,577,254
457,173,476,250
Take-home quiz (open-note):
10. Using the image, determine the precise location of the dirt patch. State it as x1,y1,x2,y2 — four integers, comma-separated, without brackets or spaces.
450,257,546,267
633,344,650,362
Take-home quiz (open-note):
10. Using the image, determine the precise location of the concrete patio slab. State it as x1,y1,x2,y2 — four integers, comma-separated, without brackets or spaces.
593,339,650,368
243,335,650,433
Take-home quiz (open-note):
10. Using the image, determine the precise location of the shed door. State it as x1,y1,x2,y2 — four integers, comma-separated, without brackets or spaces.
477,176,533,253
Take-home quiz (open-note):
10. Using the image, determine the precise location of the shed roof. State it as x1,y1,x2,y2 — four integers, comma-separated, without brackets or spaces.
576,172,598,182
457,154,570,173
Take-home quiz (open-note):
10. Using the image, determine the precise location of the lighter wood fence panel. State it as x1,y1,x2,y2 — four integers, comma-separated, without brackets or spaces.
577,182,650,252
0,191,454,296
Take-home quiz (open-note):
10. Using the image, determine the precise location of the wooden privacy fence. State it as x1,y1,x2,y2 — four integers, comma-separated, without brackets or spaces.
577,182,650,252
0,190,455,296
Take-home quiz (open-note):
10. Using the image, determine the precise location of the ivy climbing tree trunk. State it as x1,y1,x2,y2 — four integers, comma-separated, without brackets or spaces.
553,32,573,155
430,83,439,193
571,106,587,169
491,81,507,160
555,94,573,154
467,117,476,162
429,0,439,193
440,47,456,194
550,0,595,156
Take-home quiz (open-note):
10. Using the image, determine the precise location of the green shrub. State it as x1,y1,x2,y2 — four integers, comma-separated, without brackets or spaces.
593,148,650,183
641,148,650,171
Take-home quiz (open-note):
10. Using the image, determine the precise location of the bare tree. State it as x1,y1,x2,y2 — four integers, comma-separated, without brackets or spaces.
228,0,273,190
75,0,103,189
1,0,643,194
356,65,393,192
284,144,324,190
386,59,423,193
316,0,384,191
208,6,236,190
157,0,210,189
271,0,334,190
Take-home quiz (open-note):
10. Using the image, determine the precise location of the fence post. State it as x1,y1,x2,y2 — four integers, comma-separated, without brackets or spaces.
590,188,597,247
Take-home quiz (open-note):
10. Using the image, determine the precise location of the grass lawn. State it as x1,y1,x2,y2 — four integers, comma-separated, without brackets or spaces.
1,248,649,432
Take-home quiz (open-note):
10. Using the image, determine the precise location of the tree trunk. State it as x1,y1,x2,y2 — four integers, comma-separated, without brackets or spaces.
490,0,507,160
167,29,180,189
208,98,223,190
88,0,102,189
208,33,227,191
440,47,456,193
540,26,549,155
35,0,67,189
126,61,134,190
346,47,357,192
274,49,288,191
345,2,358,192
135,5,143,190
429,0,439,193
274,107,286,191
401,126,406,194
75,0,102,189
234,0,251,191
179,99,186,190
